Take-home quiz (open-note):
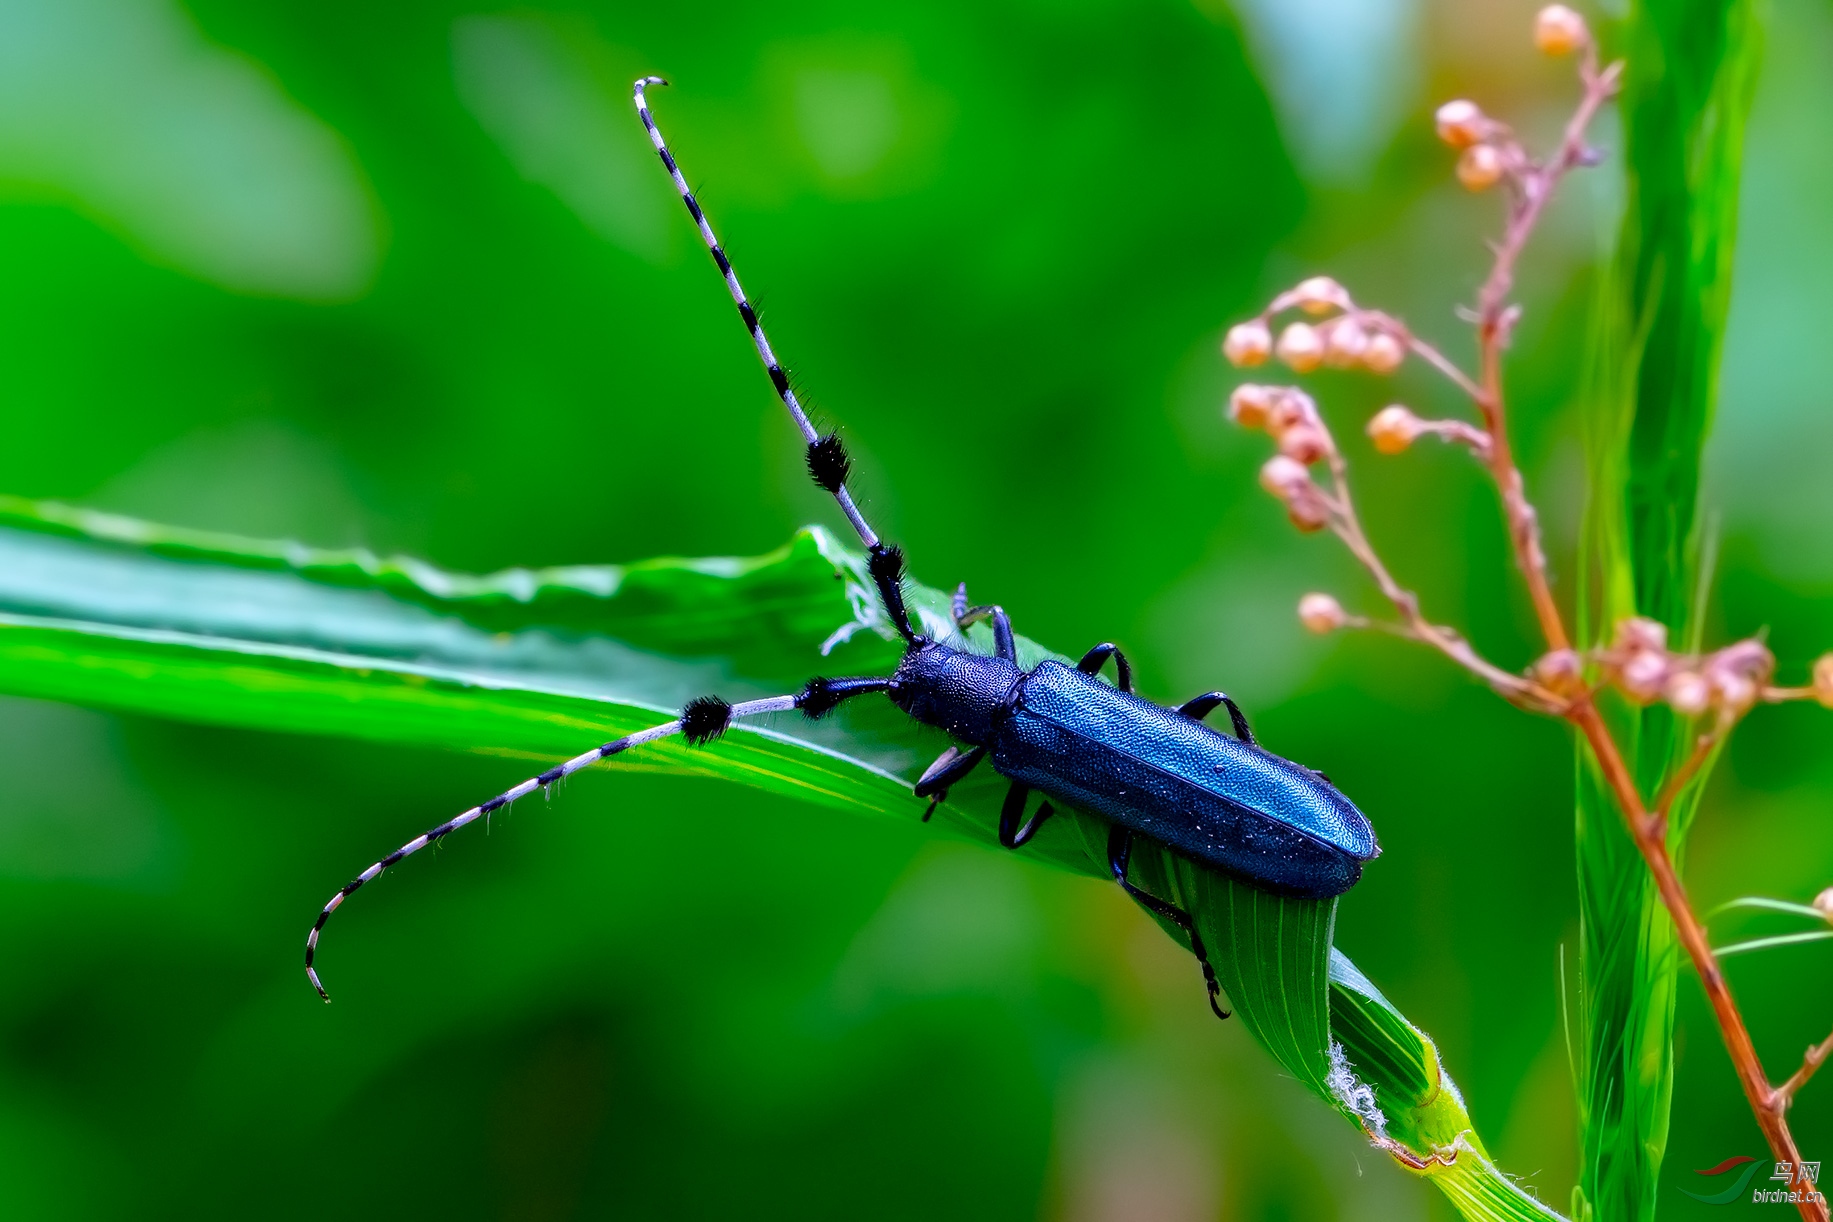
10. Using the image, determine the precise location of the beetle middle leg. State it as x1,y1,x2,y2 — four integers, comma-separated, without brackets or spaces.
998,781,1056,848
914,744,988,821
1175,691,1255,745
1107,825,1231,1020
1076,643,1133,692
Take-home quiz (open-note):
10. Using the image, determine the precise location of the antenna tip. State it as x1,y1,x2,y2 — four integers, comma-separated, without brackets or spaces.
307,966,332,1003
635,75,669,90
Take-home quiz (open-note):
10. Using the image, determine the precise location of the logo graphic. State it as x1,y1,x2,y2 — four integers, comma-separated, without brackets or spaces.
1680,1157,1824,1206
1679,1156,1763,1205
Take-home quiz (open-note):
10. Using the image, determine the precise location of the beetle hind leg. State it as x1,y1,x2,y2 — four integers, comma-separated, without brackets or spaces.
1174,691,1255,745
1107,825,1230,1020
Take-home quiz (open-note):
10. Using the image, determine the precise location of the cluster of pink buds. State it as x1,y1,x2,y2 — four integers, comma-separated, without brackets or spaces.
1227,384,1335,531
1434,99,1509,192
1223,276,1406,377
1435,8,1592,194
1599,618,1776,717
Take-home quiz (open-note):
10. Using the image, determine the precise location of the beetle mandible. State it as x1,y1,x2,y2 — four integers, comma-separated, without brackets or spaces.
303,77,1381,1018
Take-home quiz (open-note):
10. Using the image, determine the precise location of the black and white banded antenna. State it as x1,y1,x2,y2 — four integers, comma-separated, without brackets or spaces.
304,678,889,1000
633,76,918,646
303,77,926,1002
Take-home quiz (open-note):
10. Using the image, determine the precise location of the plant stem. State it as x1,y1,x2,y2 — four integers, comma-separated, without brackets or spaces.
1776,1031,1833,1109
1316,441,1555,709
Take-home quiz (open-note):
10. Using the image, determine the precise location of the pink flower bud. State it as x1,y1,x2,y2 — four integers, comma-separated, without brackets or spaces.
1228,384,1273,429
1816,887,1833,921
1278,423,1330,465
1814,654,1833,709
1664,671,1711,717
1264,388,1313,437
1293,276,1349,316
1367,405,1421,454
1458,144,1504,191
1617,650,1669,703
1259,456,1330,532
1612,617,1668,654
1286,493,1331,533
1224,321,1273,367
1532,648,1584,694
1276,322,1325,373
1705,640,1774,713
1321,319,1369,368
1259,454,1311,497
1535,5,1588,55
1360,331,1405,375
1435,100,1486,149
1298,593,1347,634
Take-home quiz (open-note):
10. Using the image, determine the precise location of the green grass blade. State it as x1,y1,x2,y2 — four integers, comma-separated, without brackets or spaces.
0,501,1561,1220
1575,1,1762,1218
1711,930,1833,959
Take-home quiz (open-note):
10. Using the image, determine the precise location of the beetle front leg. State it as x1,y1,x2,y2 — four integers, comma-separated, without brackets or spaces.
1107,825,1230,1020
954,587,1018,663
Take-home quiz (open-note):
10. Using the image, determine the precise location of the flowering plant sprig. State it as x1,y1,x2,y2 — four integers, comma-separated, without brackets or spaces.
1219,8,1831,1212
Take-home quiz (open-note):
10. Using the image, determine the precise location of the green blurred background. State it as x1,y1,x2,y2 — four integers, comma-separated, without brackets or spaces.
0,0,1827,1217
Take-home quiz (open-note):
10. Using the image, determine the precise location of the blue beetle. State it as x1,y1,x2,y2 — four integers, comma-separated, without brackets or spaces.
304,78,1380,1016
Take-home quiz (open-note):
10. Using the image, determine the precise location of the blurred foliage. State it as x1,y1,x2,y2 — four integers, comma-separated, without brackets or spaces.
0,0,1826,1219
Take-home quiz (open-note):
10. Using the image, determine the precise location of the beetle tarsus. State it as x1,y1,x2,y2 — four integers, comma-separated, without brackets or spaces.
1107,824,1232,1021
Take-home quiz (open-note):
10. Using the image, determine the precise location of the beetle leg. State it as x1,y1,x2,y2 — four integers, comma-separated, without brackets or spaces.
914,744,988,821
998,781,1056,848
1106,825,1231,1021
955,598,1018,663
1076,643,1134,693
1174,691,1255,745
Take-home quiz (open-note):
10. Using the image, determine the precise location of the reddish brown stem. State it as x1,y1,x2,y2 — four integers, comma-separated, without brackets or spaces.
1775,1030,1833,1110
1568,701,1820,1219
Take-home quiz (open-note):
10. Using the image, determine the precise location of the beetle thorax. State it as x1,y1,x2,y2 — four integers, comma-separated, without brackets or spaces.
889,643,1023,746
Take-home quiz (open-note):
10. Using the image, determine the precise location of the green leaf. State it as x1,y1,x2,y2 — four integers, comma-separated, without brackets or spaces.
0,499,1561,1220
1575,2,1762,1218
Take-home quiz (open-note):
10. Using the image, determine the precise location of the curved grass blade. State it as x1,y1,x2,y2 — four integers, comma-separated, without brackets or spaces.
1574,2,1762,1216
0,500,1562,1220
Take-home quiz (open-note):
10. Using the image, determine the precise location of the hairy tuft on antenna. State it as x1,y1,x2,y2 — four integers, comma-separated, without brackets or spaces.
681,696,734,745
796,677,847,719
868,543,905,587
807,433,852,494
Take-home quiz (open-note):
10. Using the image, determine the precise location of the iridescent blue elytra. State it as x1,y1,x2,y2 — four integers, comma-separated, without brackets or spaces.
892,646,1380,901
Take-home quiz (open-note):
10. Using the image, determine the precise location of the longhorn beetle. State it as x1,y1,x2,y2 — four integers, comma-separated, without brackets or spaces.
303,77,1380,1017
